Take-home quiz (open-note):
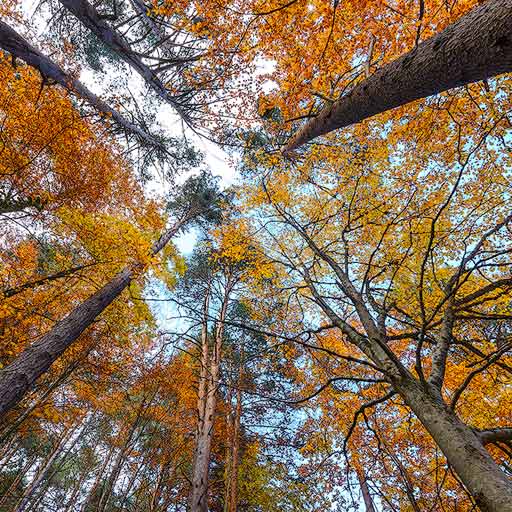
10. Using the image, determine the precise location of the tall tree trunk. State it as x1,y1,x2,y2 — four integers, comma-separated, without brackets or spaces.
149,461,168,512
0,455,37,509
0,434,19,473
226,361,242,512
284,0,512,152
63,433,101,512
80,444,115,512
189,279,232,512
0,353,87,444
25,418,92,512
0,21,161,148
195,285,211,443
97,402,148,512
117,456,145,509
356,470,376,512
223,384,234,512
396,378,512,512
0,214,190,419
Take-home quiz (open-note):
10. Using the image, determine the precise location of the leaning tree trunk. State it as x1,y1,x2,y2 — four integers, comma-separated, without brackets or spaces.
58,0,190,124
16,422,78,512
396,378,512,512
0,214,190,419
0,21,162,149
284,0,512,152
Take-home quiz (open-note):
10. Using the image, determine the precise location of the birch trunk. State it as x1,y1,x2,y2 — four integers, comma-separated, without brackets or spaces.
189,280,232,512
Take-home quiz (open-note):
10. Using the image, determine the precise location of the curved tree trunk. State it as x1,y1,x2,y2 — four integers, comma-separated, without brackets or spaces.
0,215,190,419
0,21,162,149
284,0,512,152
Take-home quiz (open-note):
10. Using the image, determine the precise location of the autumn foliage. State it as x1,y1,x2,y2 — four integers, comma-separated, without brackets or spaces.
1,0,512,511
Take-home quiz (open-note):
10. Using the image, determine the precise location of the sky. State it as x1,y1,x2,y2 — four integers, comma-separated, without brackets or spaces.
14,4,376,508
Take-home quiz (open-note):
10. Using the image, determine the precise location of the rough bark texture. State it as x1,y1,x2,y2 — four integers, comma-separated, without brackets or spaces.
396,379,512,512
284,0,512,152
0,20,162,148
0,216,187,419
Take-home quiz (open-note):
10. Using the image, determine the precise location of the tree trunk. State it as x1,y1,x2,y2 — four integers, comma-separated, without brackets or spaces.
15,423,77,512
0,434,19,473
284,0,512,152
0,455,37,509
64,433,100,512
149,461,168,512
226,371,242,512
396,378,512,512
189,280,232,512
80,444,115,512
0,21,162,148
58,0,190,124
0,215,188,419
0,354,86,444
196,286,211,442
357,470,376,512
97,404,148,512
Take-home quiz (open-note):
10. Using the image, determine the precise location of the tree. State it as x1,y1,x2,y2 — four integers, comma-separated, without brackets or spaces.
0,172,224,419
283,0,512,151
0,20,162,150
238,114,512,511
2,0,512,509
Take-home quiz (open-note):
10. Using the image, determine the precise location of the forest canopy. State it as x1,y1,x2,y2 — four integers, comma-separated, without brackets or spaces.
0,1,511,511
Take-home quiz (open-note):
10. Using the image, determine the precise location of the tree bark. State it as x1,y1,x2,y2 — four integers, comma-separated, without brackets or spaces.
0,215,189,419
284,0,512,152
0,354,86,444
356,470,376,512
396,378,512,512
189,278,232,512
0,20,163,149
226,361,242,512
